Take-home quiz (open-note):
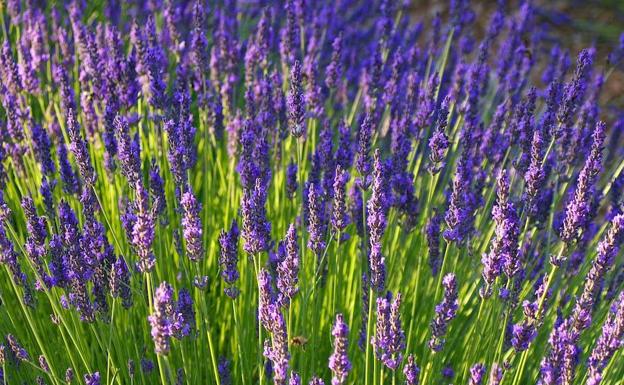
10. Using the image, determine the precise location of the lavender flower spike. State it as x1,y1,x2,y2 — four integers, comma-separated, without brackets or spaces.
403,354,420,385
367,149,388,292
560,121,606,245
372,292,405,370
277,224,299,306
429,274,458,352
470,363,487,385
181,188,204,262
586,291,624,385
329,313,351,385
288,60,305,138
483,170,520,295
66,108,96,186
84,372,101,385
571,214,624,333
132,182,156,273
148,281,182,355
219,220,240,298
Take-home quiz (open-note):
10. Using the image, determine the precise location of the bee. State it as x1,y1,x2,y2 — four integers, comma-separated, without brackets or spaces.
290,336,309,350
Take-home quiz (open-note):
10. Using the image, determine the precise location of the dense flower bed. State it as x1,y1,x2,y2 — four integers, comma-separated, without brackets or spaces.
1,0,624,384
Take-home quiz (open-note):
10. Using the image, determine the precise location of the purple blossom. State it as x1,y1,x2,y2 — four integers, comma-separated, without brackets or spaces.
84,372,100,385
367,150,387,292
331,166,350,233
277,224,299,306
181,188,204,262
372,292,405,370
241,178,271,255
560,121,606,245
219,220,240,298
288,60,305,138
307,183,326,257
148,282,184,355
132,182,156,273
470,363,486,385
263,304,290,385
429,274,458,352
403,354,419,384
586,291,624,385
481,170,520,297
329,314,351,385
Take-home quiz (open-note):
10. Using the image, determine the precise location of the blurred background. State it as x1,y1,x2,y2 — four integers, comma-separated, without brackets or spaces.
406,0,624,108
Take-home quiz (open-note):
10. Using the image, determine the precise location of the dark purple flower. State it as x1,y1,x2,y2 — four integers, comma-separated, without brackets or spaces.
22,197,48,285
288,60,305,138
356,114,373,184
286,161,298,199
59,201,93,321
426,211,442,277
84,372,100,385
176,288,195,337
325,33,343,90
218,357,232,385
241,178,271,255
110,256,132,309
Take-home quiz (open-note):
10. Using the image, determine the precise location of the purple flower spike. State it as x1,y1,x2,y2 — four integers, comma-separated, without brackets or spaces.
219,220,240,298
329,314,351,385
560,121,606,245
481,170,520,297
181,188,204,262
570,214,624,334
241,178,271,255
331,166,350,234
66,109,96,186
84,372,100,385
277,224,299,306
307,183,326,257
372,292,405,370
148,281,184,355
368,150,388,292
132,182,156,273
470,363,486,385
263,304,290,385
288,60,305,138
586,291,624,385
403,354,420,384
429,274,458,352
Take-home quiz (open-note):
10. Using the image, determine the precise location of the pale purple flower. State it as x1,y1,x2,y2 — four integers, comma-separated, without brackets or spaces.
329,314,351,385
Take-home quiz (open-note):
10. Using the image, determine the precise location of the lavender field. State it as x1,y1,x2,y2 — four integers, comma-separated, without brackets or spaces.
1,0,624,384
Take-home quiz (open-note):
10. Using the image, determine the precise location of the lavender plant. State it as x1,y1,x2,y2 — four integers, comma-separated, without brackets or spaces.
1,1,624,385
